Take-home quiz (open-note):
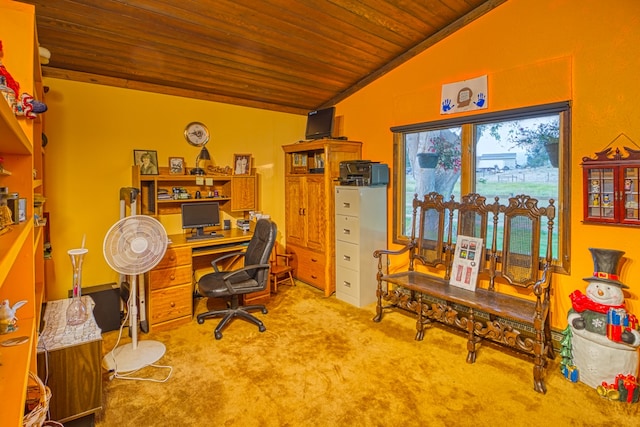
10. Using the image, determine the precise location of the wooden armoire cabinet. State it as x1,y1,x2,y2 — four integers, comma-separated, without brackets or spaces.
282,140,362,296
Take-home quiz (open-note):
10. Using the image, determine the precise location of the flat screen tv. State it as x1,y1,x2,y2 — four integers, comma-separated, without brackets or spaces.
305,106,335,140
181,202,221,240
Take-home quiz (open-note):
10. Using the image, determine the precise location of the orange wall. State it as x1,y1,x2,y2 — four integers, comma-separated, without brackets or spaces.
336,0,640,328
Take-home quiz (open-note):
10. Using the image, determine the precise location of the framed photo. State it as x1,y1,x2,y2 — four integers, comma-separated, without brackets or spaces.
292,153,308,173
233,153,251,175
133,150,159,175
18,198,26,222
169,157,185,175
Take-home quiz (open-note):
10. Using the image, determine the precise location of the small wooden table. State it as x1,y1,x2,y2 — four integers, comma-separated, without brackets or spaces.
37,296,103,423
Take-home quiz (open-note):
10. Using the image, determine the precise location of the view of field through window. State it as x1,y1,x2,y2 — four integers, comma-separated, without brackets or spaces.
402,114,560,258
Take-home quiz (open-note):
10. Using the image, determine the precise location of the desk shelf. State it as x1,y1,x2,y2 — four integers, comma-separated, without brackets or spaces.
133,166,256,215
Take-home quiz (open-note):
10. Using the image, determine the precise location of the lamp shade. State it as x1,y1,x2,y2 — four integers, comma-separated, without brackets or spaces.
199,146,211,161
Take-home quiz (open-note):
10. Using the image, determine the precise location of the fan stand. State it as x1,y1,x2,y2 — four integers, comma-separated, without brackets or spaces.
103,274,165,373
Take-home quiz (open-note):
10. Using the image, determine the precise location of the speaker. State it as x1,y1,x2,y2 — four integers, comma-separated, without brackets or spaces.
224,219,231,230
69,283,121,332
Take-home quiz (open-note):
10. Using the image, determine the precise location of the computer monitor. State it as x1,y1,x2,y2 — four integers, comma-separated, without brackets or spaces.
181,202,221,239
305,106,335,140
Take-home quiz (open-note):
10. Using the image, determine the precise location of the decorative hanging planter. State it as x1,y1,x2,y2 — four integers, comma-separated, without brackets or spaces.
417,152,439,168
545,142,559,168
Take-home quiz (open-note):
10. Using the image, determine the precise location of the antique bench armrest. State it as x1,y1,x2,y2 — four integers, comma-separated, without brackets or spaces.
373,242,415,259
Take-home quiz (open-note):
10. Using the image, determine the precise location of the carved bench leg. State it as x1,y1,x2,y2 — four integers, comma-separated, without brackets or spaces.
466,308,477,364
533,362,547,394
373,279,384,323
533,316,548,394
415,292,425,341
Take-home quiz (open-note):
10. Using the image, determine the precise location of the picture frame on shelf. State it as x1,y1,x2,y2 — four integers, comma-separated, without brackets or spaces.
233,153,251,175
292,153,308,173
169,157,185,175
18,198,26,222
133,150,159,175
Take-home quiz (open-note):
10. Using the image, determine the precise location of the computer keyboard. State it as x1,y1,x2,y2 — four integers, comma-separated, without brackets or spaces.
186,233,224,242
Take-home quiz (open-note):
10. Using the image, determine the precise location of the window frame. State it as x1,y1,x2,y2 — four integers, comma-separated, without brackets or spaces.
391,102,571,274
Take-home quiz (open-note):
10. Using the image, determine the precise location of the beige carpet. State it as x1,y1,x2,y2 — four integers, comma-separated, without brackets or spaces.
96,282,638,426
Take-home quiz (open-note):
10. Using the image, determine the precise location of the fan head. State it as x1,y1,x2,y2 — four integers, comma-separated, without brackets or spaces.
103,215,168,275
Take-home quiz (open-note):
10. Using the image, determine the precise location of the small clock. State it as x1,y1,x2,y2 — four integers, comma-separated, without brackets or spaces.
184,122,210,147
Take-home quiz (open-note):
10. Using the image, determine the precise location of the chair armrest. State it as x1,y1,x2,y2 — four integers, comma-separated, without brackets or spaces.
210,251,246,272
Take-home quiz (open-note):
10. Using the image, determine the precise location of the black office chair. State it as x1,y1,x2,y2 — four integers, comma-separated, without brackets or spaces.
195,219,277,339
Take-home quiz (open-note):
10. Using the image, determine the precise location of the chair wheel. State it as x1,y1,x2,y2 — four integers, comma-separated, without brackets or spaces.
214,331,223,340
261,308,268,314
197,318,204,324
259,325,266,333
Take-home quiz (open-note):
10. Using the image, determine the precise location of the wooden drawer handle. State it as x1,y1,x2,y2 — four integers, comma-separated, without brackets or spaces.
311,275,318,279
311,258,318,262
170,302,175,308
170,274,176,280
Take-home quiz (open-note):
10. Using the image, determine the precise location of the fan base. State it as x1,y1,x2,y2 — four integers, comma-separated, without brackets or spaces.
102,340,166,373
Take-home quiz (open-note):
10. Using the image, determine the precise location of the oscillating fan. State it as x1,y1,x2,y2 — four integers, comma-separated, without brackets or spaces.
102,215,168,373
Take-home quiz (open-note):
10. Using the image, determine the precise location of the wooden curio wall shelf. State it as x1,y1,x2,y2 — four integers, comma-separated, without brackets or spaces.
582,144,640,226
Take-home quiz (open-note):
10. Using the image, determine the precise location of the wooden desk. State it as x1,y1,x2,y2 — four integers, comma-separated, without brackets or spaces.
145,229,254,332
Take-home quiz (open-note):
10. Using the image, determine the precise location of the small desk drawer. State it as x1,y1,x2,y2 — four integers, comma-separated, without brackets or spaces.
154,246,192,269
148,264,193,290
149,283,192,324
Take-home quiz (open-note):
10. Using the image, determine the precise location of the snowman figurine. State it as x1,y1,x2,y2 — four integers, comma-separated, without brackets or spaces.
567,248,640,388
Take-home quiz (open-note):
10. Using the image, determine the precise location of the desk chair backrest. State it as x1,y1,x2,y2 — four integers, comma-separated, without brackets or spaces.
245,219,277,286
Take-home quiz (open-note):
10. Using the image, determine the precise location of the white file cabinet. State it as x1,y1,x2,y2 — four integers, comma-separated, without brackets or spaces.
335,185,387,307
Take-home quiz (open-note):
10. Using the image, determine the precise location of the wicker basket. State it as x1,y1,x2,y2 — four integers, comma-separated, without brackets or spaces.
23,372,51,427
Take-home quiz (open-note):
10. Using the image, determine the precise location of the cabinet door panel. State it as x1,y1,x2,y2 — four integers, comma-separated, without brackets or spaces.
285,176,306,246
305,176,325,251
231,176,257,211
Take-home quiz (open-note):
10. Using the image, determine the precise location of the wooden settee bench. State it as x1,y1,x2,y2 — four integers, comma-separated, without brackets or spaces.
373,192,556,393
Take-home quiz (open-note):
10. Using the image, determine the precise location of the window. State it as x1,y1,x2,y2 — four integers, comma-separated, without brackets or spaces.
392,102,570,274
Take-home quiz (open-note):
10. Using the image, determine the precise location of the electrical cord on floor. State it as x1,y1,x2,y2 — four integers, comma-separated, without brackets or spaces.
104,291,173,383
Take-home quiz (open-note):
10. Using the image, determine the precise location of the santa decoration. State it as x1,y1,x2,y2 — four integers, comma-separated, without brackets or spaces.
567,248,640,391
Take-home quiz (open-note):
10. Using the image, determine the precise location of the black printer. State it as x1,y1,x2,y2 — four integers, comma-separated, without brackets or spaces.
338,160,389,186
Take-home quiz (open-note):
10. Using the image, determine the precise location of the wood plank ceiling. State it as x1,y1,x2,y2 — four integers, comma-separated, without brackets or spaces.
19,0,505,115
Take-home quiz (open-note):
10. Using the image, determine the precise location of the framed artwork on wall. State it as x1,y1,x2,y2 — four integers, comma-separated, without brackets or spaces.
133,150,159,175
234,153,251,175
169,157,185,175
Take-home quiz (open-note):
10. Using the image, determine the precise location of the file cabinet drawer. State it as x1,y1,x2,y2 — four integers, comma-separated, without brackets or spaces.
336,266,360,298
335,187,360,216
335,214,360,244
336,240,360,270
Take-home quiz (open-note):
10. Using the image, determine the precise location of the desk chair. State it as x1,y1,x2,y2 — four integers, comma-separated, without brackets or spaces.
195,219,276,340
270,245,295,293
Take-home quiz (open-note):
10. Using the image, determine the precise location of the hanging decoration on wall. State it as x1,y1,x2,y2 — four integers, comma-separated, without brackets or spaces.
440,75,487,115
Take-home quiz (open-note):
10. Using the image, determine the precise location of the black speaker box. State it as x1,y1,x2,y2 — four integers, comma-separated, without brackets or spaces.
68,283,121,332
